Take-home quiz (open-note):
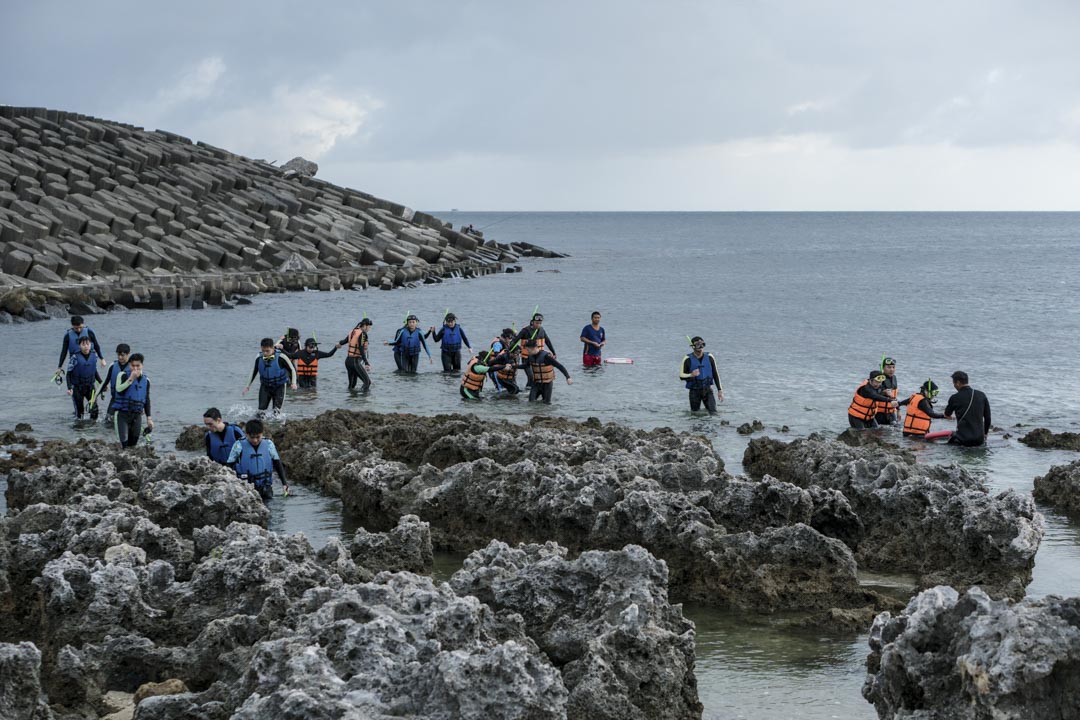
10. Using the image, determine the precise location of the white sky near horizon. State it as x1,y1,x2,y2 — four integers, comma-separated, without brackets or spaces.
3,1,1080,211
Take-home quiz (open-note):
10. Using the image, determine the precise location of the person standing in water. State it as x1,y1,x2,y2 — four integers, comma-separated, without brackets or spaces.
228,418,289,500
386,315,431,373
341,318,373,390
876,357,899,425
112,353,153,448
66,336,101,420
243,338,298,416
943,370,992,447
428,313,472,372
580,311,606,367
679,337,723,414
284,337,342,389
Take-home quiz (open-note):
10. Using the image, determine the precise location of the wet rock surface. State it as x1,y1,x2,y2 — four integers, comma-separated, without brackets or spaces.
1020,427,1080,451
1033,460,1080,514
173,424,204,451
0,436,700,719
744,434,1043,599
275,411,884,612
863,586,1080,719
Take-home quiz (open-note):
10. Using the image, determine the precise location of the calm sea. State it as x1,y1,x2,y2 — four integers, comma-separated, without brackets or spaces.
2,212,1078,719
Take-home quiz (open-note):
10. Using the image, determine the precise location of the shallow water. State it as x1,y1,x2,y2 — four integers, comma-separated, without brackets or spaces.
3,211,1079,718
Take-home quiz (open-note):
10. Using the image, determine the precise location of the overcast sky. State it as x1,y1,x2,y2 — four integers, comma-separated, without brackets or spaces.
4,1,1080,210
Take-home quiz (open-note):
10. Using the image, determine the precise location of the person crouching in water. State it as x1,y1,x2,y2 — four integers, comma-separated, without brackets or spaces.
227,418,289,500
489,329,523,395
679,336,723,414
848,370,898,429
203,407,247,465
285,337,342,389
428,313,472,372
243,338,298,417
460,350,511,400
898,379,946,438
112,353,153,448
526,340,572,403
66,336,101,420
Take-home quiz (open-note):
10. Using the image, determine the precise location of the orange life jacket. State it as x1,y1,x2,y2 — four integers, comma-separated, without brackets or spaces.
848,380,878,421
295,356,318,377
903,393,933,436
521,334,545,358
496,359,517,384
877,385,898,416
347,328,367,358
530,354,555,384
461,357,486,391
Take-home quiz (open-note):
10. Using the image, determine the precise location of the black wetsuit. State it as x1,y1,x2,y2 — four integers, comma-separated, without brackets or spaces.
285,346,339,389
389,328,429,374
527,351,570,404
114,379,151,448
680,353,722,414
99,360,128,425
876,375,899,425
57,330,103,369
339,330,372,390
490,349,523,395
944,386,991,446
66,352,101,419
516,327,555,386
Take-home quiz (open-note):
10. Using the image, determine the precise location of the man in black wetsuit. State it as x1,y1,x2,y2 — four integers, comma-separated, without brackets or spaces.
242,338,298,417
876,357,899,425
943,370,991,446
516,314,556,387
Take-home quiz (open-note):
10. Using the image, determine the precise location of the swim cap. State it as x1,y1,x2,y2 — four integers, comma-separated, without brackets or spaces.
532,313,543,322
406,314,418,321
869,370,886,381
445,313,457,322
359,318,372,326
883,357,896,366
304,338,318,347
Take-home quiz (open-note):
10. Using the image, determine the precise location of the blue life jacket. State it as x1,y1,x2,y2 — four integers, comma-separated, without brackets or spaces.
114,374,148,412
399,328,422,356
69,352,97,388
66,327,92,356
440,324,463,352
258,351,289,387
207,423,245,465
684,353,714,390
234,438,274,488
107,361,129,410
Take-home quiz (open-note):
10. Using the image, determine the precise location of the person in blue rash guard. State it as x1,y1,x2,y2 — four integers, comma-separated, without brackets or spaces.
203,407,247,465
112,353,153,447
427,313,472,372
580,311,606,366
678,336,724,414
56,315,105,376
386,315,431,374
98,343,131,426
66,336,101,420
227,418,289,500
243,338,298,417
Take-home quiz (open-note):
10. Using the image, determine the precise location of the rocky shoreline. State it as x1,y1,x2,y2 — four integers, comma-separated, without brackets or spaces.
0,106,561,321
4,412,1078,719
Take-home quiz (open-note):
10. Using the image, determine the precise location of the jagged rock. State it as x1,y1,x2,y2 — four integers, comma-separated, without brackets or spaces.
743,434,1043,599
174,424,204,452
863,586,1080,719
133,678,188,705
276,411,874,611
451,541,702,720
1020,427,1080,451
350,514,433,573
0,642,55,720
280,157,318,178
1033,460,1080,514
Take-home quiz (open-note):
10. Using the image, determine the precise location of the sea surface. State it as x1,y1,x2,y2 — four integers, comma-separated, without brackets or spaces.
3,211,1079,719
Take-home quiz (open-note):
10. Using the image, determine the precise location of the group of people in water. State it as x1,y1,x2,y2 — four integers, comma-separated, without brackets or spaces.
848,357,992,447
49,312,993,504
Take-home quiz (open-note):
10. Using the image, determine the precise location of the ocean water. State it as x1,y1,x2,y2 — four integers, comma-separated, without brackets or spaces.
3,211,1079,719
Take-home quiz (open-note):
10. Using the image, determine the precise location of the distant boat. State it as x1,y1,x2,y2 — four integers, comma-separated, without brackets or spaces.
451,208,459,212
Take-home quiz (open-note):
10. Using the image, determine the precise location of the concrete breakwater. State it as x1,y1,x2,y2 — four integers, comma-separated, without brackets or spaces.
0,106,561,321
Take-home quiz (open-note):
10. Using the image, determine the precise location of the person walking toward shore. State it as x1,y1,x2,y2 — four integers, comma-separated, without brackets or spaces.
243,338,298,417
112,352,153,447
203,407,246,465
386,315,431,373
679,337,723,414
97,343,131,427
66,336,101,420
56,315,105,378
227,418,289,500
517,313,555,387
460,350,512,400
428,313,472,372
580,311,605,366
284,337,342,389
526,342,573,403
848,370,897,429
342,318,373,391
943,370,991,446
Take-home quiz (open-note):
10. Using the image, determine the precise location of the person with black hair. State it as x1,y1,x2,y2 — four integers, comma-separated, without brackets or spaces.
460,350,513,400
56,315,104,375
65,336,101,420
679,337,723,414
385,315,431,373
848,369,896,429
944,371,992,446
227,418,289,500
113,353,152,447
428,313,472,372
516,313,556,387
243,338,298,416
278,328,301,355
876,357,900,425
341,319,373,390
525,342,572,404
203,407,247,465
283,337,342,389
98,343,131,426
